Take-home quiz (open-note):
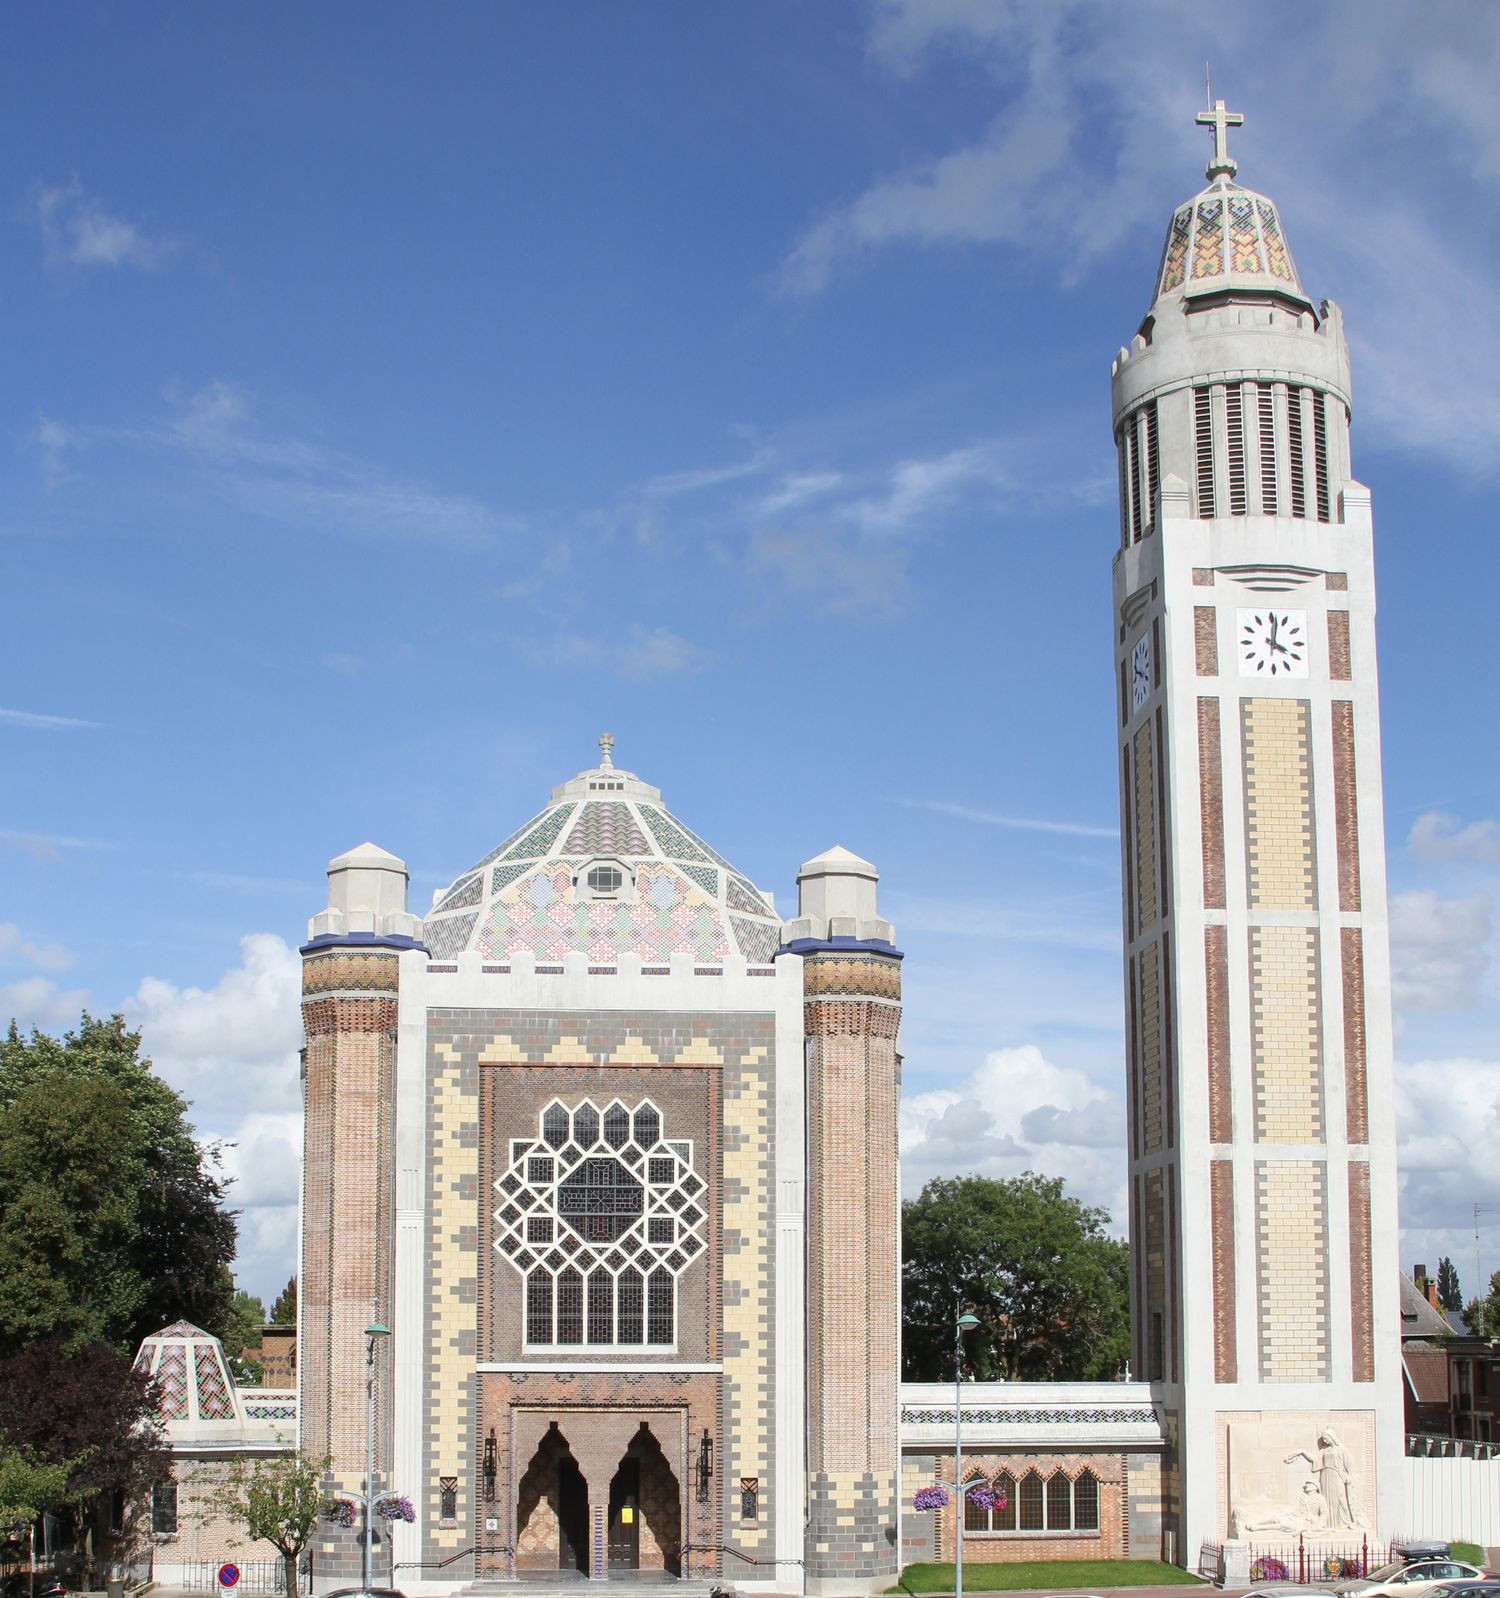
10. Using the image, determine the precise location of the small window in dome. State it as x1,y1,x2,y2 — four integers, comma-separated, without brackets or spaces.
586,865,623,894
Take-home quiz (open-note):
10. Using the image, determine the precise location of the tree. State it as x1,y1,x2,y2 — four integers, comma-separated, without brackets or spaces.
0,1446,74,1531
270,1277,297,1327
1437,1257,1464,1312
1462,1271,1500,1340
223,1291,268,1384
0,1014,237,1357
209,1452,329,1598
902,1173,1131,1382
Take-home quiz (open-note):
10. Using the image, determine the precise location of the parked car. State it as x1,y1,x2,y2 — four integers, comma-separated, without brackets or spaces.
1335,1560,1487,1598
1425,1585,1500,1598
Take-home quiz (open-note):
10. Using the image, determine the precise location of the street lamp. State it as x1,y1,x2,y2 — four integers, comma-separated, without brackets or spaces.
954,1312,980,1598
363,1323,390,1593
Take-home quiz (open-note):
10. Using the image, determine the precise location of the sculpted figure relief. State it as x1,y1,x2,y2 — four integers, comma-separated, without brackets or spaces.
1285,1429,1362,1531
1231,1480,1328,1539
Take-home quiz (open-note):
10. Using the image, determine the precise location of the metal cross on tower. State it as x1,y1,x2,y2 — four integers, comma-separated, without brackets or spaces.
1197,97,1244,182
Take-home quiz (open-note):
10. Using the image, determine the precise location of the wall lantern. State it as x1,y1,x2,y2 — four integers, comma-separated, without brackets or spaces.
696,1429,713,1503
483,1428,497,1503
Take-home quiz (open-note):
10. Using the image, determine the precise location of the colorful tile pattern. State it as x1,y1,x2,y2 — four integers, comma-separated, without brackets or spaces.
195,1340,236,1419
490,861,534,895
731,917,780,963
678,863,718,896
502,804,576,861
157,1342,189,1418
1257,201,1293,280
562,801,649,857
477,863,731,963
465,809,550,873
1191,199,1225,278
1228,196,1261,273
637,805,710,863
725,876,767,916
435,872,483,913
426,911,479,960
1158,206,1191,294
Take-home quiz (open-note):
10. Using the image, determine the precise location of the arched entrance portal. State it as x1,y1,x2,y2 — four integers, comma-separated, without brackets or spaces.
516,1422,589,1575
607,1423,681,1576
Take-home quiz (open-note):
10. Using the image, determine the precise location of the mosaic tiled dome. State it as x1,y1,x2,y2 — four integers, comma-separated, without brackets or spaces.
133,1320,238,1423
423,746,783,967
1152,179,1312,312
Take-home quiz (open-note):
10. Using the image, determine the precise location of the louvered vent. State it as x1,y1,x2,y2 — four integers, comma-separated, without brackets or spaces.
1144,402,1160,533
1194,386,1216,517
1117,426,1131,548
1126,419,1142,544
1226,383,1247,515
1288,388,1307,519
1314,390,1331,523
1257,383,1277,514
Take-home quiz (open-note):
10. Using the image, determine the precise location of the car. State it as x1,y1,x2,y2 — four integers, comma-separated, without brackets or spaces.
1426,1586,1500,1598
321,1588,407,1598
1334,1559,1488,1598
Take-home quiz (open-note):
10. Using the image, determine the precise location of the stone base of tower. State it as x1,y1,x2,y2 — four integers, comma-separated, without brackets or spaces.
804,1469,899,1595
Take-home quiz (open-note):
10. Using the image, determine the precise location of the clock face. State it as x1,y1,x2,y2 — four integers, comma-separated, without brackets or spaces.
1130,634,1153,711
1237,608,1308,678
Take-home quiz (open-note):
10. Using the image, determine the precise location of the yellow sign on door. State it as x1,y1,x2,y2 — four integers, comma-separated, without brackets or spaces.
621,1507,634,1524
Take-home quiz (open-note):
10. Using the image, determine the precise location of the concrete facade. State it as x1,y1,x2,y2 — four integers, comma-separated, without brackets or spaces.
1109,104,1404,1568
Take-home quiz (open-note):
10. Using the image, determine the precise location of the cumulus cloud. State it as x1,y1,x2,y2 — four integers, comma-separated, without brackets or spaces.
0,923,76,973
0,975,91,1035
36,180,177,269
537,625,714,679
900,1043,1127,1225
1409,811,1500,868
1389,890,1492,1012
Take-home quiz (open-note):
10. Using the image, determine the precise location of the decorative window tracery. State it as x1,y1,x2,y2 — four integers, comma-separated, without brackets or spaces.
496,1097,705,1348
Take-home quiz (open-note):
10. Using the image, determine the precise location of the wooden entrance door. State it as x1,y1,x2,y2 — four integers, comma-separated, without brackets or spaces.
607,1457,641,1572
558,1455,588,1573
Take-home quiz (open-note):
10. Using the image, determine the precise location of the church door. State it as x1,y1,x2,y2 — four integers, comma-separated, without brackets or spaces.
607,1457,641,1572
558,1456,588,1574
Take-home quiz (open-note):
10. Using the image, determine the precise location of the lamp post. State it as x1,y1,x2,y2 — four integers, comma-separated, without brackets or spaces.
954,1312,979,1598
363,1323,390,1593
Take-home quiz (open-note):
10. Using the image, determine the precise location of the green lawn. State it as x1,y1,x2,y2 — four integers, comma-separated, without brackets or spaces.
1453,1543,1484,1566
892,1560,1206,1592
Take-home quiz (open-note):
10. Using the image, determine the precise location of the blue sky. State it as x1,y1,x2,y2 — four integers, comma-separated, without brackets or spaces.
3,1,1498,1309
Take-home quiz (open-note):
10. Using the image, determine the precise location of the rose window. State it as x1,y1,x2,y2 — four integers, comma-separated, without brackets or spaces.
494,1097,705,1348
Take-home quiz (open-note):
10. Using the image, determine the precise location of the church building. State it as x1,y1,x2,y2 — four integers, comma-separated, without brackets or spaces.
298,741,903,1593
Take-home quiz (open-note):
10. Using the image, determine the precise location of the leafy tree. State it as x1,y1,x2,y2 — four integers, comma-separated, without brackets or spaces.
0,1446,74,1529
223,1291,268,1384
902,1173,1130,1382
209,1452,329,1598
1437,1256,1464,1313
270,1277,297,1327
1462,1271,1500,1339
0,1014,237,1357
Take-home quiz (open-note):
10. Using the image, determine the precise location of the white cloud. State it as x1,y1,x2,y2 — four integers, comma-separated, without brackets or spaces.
125,932,304,1121
0,975,91,1035
1409,810,1500,868
321,653,364,677
0,828,112,862
538,625,713,679
36,180,177,269
0,706,101,730
32,414,81,487
1389,890,1492,1012
0,922,76,973
748,526,907,614
900,797,1117,839
900,1043,1127,1226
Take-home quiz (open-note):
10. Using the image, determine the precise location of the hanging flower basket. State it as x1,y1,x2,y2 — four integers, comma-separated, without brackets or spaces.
913,1487,948,1511
965,1485,1003,1512
325,1499,356,1528
376,1495,416,1524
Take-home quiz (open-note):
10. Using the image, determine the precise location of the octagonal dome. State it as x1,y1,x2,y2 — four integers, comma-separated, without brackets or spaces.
1151,177,1312,313
133,1319,238,1424
422,749,782,966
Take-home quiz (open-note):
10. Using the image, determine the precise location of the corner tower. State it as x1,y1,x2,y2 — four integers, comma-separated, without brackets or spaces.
1110,105,1402,1567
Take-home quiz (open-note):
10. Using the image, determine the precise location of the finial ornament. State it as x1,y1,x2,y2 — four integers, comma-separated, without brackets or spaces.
598,731,615,769
1197,97,1244,183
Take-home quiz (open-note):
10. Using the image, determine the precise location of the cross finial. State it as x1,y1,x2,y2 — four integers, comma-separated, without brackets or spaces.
597,731,615,769
1196,98,1243,183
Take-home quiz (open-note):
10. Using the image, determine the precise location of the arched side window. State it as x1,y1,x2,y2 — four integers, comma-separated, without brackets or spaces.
526,1270,553,1345
1018,1470,1044,1532
993,1472,1016,1532
556,1268,583,1344
1046,1471,1072,1530
1074,1469,1100,1531
963,1472,989,1532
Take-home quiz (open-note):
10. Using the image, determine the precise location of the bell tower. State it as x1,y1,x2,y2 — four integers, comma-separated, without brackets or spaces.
1110,105,1403,1568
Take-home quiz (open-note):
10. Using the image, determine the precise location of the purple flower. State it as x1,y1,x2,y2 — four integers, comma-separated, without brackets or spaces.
912,1487,949,1511
325,1499,356,1528
965,1485,998,1512
376,1495,416,1524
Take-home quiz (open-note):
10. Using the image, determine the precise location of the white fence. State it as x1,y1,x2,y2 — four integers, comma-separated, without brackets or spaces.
1404,1454,1500,1547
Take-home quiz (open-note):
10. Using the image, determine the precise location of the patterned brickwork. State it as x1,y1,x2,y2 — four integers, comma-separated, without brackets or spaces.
1198,698,1226,909
1250,926,1324,1143
1193,568,1215,587
1211,1160,1237,1382
1242,697,1316,910
806,951,902,1581
1144,1169,1166,1380
1206,925,1232,1142
924,1452,1127,1562
1139,941,1163,1155
436,872,484,913
1255,1161,1329,1381
563,802,650,858
1134,722,1157,933
1327,611,1351,680
1332,700,1362,912
303,949,402,995
721,1051,775,1563
1325,571,1348,591
1342,928,1369,1143
1349,1162,1375,1381
1194,607,1219,675
802,956,902,1000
